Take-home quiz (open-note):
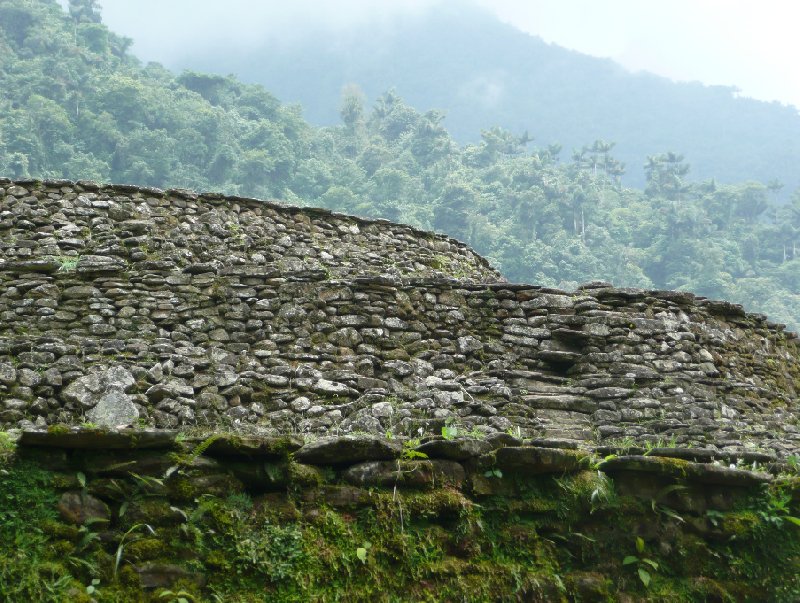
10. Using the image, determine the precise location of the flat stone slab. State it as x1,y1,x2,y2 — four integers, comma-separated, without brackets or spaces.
302,485,374,508
491,446,590,474
19,428,177,450
416,438,492,461
202,434,304,459
2,258,61,273
527,438,580,450
597,455,772,487
293,434,402,465
640,448,777,466
343,459,466,488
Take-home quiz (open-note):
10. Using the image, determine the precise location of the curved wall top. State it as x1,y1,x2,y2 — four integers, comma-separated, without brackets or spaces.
1,179,799,460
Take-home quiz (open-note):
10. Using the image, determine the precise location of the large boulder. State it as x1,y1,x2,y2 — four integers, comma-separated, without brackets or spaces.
63,366,138,427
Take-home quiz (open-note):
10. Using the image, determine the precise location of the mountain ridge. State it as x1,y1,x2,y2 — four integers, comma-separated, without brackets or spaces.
168,2,800,192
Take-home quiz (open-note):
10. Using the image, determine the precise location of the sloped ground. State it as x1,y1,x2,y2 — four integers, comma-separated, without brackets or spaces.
0,429,798,602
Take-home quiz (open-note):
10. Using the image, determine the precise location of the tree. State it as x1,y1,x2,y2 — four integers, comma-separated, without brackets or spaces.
69,0,102,24
434,182,479,240
339,84,365,131
645,152,691,201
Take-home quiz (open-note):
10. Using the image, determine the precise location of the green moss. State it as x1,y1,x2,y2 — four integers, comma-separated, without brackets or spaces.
51,472,81,489
41,520,80,540
0,432,16,464
288,462,325,487
49,539,76,557
117,564,140,588
402,488,472,520
1,442,799,602
124,537,167,562
125,498,182,526
720,510,761,537
168,476,199,502
46,424,70,435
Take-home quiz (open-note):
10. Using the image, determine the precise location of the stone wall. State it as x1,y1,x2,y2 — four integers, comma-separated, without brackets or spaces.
1,179,799,459
3,428,797,601
0,178,498,282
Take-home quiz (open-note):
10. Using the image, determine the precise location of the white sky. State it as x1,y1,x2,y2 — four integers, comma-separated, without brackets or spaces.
65,0,800,110
478,0,800,109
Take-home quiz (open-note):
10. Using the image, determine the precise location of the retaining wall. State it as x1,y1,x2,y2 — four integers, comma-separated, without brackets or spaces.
1,179,799,460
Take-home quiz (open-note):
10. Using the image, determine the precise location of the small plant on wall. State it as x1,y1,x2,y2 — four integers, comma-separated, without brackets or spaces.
623,537,658,588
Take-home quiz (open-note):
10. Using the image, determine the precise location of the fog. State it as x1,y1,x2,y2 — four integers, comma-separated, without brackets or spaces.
57,0,800,110
60,0,442,60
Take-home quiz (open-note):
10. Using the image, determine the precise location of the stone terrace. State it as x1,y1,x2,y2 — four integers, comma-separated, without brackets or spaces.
1,178,799,460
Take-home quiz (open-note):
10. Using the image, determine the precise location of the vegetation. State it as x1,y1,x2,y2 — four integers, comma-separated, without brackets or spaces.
0,441,798,602
2,0,800,330
175,1,800,195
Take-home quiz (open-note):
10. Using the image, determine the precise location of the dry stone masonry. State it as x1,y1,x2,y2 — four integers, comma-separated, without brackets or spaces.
2,178,800,461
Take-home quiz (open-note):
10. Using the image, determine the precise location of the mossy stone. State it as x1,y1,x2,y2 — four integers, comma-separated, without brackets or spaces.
125,537,168,562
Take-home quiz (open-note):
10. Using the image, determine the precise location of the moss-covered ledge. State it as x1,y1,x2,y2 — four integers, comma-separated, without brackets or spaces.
1,428,799,602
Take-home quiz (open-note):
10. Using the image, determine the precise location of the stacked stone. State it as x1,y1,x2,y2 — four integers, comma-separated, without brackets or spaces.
1,179,799,459
0,178,498,282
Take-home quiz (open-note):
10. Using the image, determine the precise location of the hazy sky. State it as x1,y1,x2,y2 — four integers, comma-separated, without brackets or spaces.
63,0,800,110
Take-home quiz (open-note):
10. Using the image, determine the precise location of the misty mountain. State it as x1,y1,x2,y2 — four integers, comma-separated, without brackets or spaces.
3,0,800,331
170,2,800,193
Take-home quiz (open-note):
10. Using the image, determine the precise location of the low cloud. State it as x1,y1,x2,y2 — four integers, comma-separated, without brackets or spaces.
60,0,445,64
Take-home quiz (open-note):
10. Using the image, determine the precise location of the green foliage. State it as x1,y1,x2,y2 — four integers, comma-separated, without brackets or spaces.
401,438,428,461
0,431,15,464
757,484,800,528
0,452,799,601
113,523,155,577
441,421,459,440
355,541,371,564
159,589,196,603
0,461,74,601
2,0,800,332
183,4,800,199
622,537,659,588
166,433,222,478
56,256,79,272
0,461,58,539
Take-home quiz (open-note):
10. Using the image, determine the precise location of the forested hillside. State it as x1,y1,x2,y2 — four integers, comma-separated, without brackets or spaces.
170,2,800,193
2,0,800,330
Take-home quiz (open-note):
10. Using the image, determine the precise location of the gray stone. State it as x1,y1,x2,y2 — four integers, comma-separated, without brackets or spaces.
43,367,62,386
17,368,41,387
0,362,16,385
416,438,492,461
371,401,395,418
203,434,303,459
491,446,589,474
57,491,110,525
294,434,402,465
76,254,126,274
312,379,356,397
146,379,194,402
62,285,100,300
343,459,466,488
290,396,312,412
598,455,773,487
19,428,176,449
86,390,139,427
457,336,484,354
63,366,135,409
